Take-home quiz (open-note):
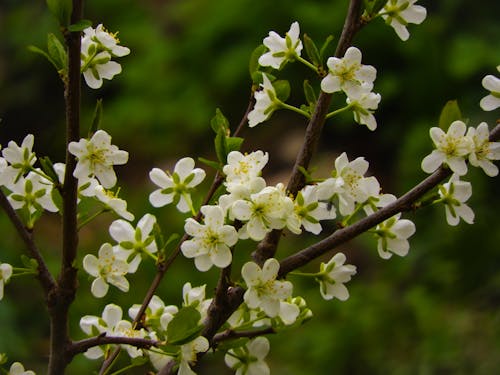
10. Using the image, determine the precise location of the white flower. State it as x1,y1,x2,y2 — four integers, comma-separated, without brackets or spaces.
421,120,473,175
83,243,129,298
466,122,500,177
109,213,157,272
1,134,36,186
182,282,212,321
317,152,380,216
0,263,13,301
81,24,130,89
438,175,474,226
178,336,209,375
68,130,128,188
53,162,99,198
7,171,58,215
479,66,500,111
346,88,381,131
149,157,206,213
223,150,269,184
94,185,134,221
225,337,270,375
128,295,178,333
80,304,146,359
8,362,35,375
258,21,303,69
248,74,280,127
291,185,336,235
321,47,377,96
242,258,293,318
374,214,416,259
316,253,357,300
232,184,293,241
181,205,238,271
380,0,427,41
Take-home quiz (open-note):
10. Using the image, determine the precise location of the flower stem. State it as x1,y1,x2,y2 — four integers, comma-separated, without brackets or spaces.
296,56,320,73
78,209,107,230
326,103,353,119
278,101,311,119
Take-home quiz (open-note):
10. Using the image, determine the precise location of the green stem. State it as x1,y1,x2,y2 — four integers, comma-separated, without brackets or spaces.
278,101,311,119
296,55,319,73
78,209,106,230
326,103,353,119
289,270,319,278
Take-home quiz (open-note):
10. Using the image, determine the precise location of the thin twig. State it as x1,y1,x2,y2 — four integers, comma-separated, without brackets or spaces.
213,327,276,343
69,335,159,357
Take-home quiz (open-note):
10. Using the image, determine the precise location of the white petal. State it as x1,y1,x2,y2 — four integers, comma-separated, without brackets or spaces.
91,277,109,298
109,219,134,242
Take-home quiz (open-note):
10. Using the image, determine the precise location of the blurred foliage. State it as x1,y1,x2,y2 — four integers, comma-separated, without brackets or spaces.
0,0,499,374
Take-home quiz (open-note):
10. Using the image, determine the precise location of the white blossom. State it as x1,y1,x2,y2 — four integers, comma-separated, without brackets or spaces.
53,162,99,198
466,122,500,177
128,295,178,333
316,253,357,300
0,263,13,301
438,175,474,226
258,21,303,69
421,120,473,176
223,150,268,185
291,185,336,235
242,258,293,318
83,243,129,298
7,171,58,215
379,0,427,41
94,185,134,221
8,362,35,375
149,157,206,213
225,337,270,375
182,282,212,321
374,214,416,259
177,336,209,375
321,47,377,96
109,213,157,272
479,66,500,111
248,74,280,127
81,24,130,89
68,130,128,189
1,134,36,186
346,87,381,131
181,205,238,271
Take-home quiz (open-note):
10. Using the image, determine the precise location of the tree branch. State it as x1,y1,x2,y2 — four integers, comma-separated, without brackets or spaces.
0,190,56,296
69,334,159,357
213,327,276,343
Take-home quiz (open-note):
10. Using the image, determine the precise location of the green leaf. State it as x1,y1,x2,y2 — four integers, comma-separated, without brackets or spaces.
249,44,268,77
303,80,317,106
225,137,244,153
166,306,203,345
46,0,72,26
198,157,222,171
210,108,230,134
438,100,462,129
303,34,321,67
67,19,92,32
28,45,58,70
89,99,103,135
370,0,389,15
21,255,39,271
51,188,64,213
319,35,335,60
214,129,228,165
39,156,59,184
273,80,291,102
47,33,67,71
215,337,250,352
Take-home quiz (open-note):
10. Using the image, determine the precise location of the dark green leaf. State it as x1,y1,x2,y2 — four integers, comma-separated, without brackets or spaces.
225,137,244,153
210,108,230,133
319,35,335,60
39,156,59,184
215,337,250,351
303,34,321,67
167,306,203,345
198,157,222,171
46,0,72,26
249,44,268,77
273,80,291,102
89,99,103,134
303,80,317,106
438,100,462,130
370,0,389,15
67,19,92,32
214,129,228,165
28,45,58,70
47,33,67,71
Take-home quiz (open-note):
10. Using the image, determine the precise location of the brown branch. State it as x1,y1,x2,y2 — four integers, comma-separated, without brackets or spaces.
279,123,500,276
213,327,276,343
69,334,159,357
47,1,84,374
252,0,365,266
0,190,56,296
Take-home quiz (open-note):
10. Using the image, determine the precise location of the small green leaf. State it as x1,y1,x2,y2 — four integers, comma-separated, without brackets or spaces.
303,34,321,67
225,137,244,154
47,33,67,71
39,156,59,184
51,188,64,213
28,45,58,70
167,306,203,345
215,337,250,352
303,80,317,106
89,99,103,135
273,80,291,102
67,19,93,32
46,0,72,26
249,45,268,77
319,35,335,60
438,100,462,129
198,157,222,171
370,0,389,15
210,108,230,134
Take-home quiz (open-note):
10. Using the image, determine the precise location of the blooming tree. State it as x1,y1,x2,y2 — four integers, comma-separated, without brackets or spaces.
0,0,499,374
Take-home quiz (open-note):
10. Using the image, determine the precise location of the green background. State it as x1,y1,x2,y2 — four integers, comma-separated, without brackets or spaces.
0,0,499,373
